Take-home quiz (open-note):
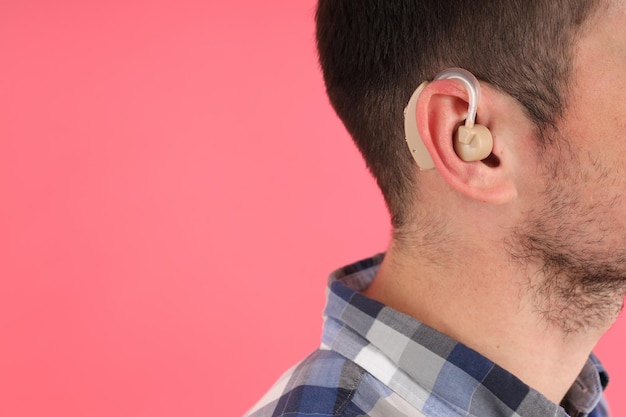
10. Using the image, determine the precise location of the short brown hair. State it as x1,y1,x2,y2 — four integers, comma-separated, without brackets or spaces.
315,0,604,231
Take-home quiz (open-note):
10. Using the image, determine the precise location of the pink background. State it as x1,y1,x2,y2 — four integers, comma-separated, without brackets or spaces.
0,1,623,416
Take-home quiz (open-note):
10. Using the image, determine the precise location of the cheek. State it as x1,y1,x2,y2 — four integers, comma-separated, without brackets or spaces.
540,137,626,242
560,114,626,204
580,153,626,243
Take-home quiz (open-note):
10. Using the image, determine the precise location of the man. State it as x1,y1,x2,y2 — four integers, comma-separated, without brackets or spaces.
246,0,625,416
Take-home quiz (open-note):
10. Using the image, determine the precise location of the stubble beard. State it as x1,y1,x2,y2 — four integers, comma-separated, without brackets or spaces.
507,140,626,335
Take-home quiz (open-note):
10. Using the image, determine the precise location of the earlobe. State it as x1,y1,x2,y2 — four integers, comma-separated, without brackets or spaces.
413,79,518,205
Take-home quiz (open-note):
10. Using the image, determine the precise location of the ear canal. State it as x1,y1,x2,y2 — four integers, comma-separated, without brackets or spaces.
453,124,493,162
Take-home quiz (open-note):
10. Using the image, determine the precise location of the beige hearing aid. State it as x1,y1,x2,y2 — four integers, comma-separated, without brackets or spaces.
404,68,493,170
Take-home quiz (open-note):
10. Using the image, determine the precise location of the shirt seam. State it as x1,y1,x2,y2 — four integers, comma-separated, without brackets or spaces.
333,369,367,417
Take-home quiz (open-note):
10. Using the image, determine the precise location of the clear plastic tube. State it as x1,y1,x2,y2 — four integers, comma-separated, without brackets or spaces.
434,68,481,129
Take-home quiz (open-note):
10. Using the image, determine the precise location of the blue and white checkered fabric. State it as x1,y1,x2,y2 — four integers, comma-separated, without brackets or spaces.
245,254,610,417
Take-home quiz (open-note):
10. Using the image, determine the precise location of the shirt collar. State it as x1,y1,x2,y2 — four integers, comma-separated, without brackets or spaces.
322,254,608,417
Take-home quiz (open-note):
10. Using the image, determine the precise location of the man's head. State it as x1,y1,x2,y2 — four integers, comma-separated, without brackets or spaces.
317,0,626,333
315,0,605,232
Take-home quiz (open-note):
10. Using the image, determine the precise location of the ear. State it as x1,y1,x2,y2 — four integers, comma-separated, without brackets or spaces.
414,79,521,204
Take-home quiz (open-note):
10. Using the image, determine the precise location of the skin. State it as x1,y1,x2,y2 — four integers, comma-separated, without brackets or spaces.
364,2,626,405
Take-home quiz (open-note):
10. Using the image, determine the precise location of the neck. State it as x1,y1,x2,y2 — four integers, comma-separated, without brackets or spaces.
363,240,619,404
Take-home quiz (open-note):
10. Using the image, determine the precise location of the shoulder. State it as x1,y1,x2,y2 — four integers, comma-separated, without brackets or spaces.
244,349,387,417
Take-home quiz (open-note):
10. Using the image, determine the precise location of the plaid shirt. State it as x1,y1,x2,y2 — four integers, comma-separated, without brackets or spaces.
246,254,610,417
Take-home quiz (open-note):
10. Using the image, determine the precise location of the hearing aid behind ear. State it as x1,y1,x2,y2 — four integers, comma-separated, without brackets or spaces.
404,68,494,170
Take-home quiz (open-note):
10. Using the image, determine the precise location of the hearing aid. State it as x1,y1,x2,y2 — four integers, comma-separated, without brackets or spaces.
404,68,493,170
